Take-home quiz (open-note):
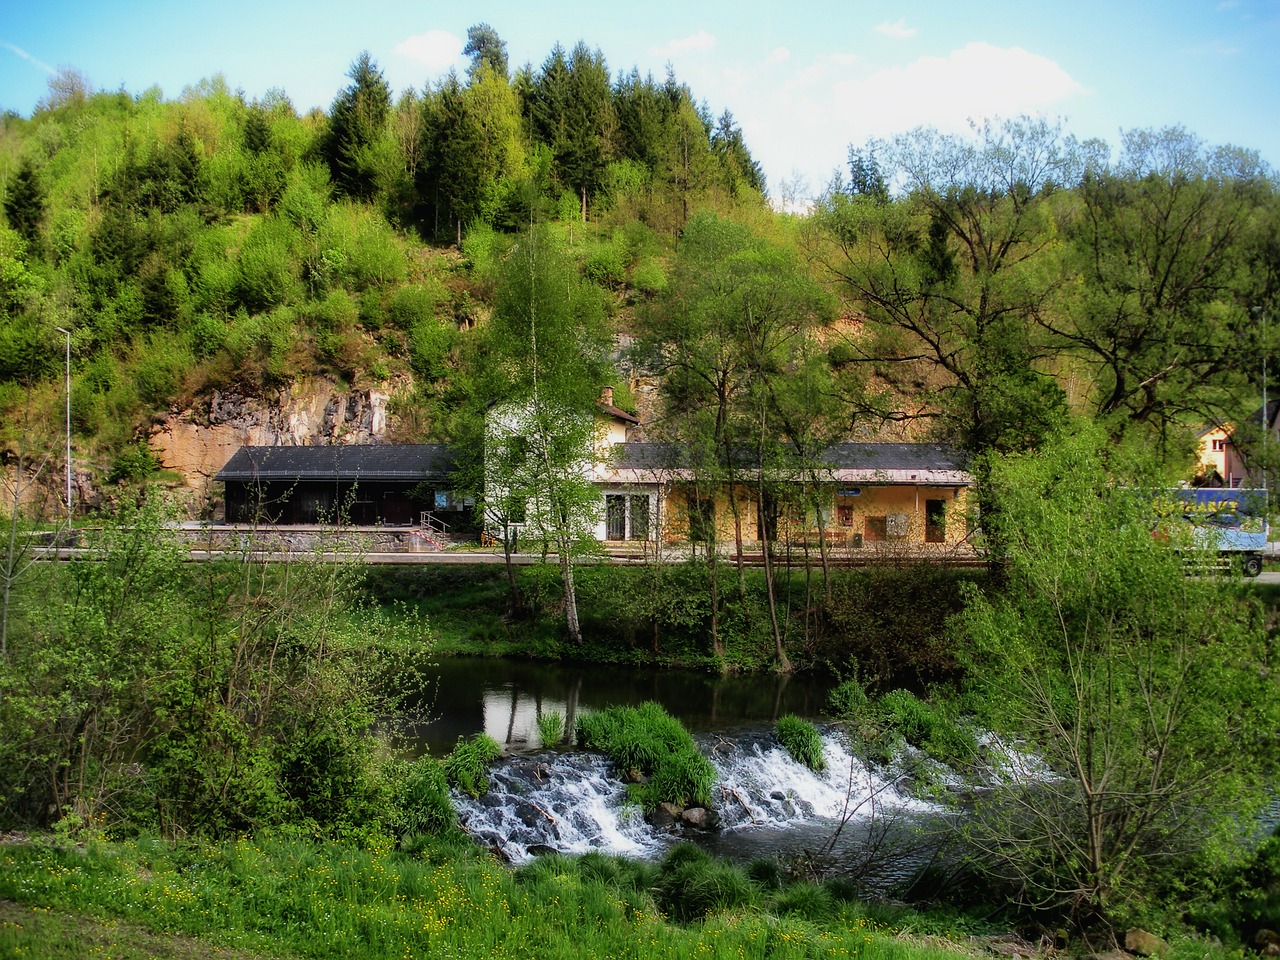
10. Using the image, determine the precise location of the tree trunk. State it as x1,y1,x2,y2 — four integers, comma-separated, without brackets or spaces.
559,543,582,644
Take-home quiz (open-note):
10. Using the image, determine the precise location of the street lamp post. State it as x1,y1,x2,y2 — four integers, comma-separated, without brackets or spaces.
54,327,71,518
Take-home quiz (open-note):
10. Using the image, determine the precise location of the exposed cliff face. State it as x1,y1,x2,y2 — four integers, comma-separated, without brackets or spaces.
148,379,400,505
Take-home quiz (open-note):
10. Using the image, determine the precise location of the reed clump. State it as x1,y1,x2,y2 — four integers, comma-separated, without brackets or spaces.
575,701,715,810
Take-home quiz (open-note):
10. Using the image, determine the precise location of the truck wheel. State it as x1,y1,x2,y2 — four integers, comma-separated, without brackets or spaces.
1243,555,1263,578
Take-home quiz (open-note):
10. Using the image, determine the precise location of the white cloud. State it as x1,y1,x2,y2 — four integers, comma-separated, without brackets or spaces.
875,19,917,39
737,42,1083,201
828,42,1082,136
3,42,55,75
766,46,791,66
652,30,716,58
394,30,464,72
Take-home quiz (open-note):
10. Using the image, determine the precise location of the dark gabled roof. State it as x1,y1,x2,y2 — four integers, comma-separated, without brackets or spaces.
608,441,968,474
1246,399,1280,431
216,444,457,483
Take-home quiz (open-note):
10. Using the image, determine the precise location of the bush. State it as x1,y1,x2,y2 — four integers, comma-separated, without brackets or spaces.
319,204,407,290
583,242,627,288
107,444,160,484
576,702,715,810
407,317,455,381
441,733,501,798
536,711,565,748
387,757,456,840
875,689,976,767
776,715,825,772
236,216,301,310
387,283,444,331
629,257,667,296
652,844,758,921
826,677,869,720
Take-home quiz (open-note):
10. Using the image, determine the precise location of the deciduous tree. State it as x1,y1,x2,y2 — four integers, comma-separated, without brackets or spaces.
958,426,1280,930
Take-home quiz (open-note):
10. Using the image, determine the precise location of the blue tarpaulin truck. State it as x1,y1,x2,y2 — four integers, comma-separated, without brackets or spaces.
1152,488,1269,576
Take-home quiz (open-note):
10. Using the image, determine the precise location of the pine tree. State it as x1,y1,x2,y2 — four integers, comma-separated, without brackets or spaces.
3,158,46,254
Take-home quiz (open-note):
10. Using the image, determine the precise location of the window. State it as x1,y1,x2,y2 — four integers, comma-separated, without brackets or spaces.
1212,438,1227,452
837,504,854,527
629,495,650,540
606,493,652,540
606,495,626,540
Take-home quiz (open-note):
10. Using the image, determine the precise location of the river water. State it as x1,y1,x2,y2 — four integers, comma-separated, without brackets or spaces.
404,656,839,756
399,657,953,873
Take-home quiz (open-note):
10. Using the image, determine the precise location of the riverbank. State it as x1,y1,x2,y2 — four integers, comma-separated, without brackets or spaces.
0,832,999,960
360,561,982,684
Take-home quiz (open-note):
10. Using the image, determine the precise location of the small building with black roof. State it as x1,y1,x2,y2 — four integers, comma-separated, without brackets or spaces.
215,444,460,526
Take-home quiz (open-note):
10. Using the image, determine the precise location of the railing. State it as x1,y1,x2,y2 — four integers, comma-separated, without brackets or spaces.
419,511,452,536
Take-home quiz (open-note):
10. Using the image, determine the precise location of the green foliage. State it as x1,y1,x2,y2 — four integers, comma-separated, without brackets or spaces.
575,701,715,809
652,844,760,921
536,710,566,747
323,52,392,202
106,443,159,484
441,733,501,798
0,832,1002,960
775,714,826,771
235,216,301,310
4,156,47,251
629,256,667,295
1186,834,1280,947
582,239,627,287
0,496,430,837
407,316,455,381
958,425,1280,926
826,677,869,720
386,756,457,840
317,203,408,290
874,690,976,767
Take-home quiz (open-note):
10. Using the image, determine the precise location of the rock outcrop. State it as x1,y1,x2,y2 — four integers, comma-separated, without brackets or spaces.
148,378,401,507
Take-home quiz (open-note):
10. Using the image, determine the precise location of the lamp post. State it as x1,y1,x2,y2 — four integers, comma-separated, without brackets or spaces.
54,327,71,518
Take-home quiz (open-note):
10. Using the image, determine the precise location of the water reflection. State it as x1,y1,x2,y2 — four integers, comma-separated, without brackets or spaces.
404,657,838,755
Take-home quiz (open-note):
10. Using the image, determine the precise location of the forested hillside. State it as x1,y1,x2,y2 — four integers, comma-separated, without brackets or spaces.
1,23,1278,511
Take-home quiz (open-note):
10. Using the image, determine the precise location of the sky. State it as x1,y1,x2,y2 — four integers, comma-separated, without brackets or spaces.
3,0,1279,202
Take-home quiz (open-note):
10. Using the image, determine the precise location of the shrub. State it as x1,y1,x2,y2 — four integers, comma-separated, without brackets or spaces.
108,444,160,484
236,216,301,310
769,881,836,922
826,677,869,720
441,733,501,798
629,257,667,296
576,702,715,810
775,714,825,772
583,242,627,288
319,204,407,290
387,757,456,840
876,689,977,767
133,332,194,407
536,711,565,748
652,844,758,921
387,283,444,331
407,317,455,381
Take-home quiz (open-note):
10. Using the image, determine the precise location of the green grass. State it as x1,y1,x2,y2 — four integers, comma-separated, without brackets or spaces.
441,733,502,798
536,710,566,747
776,715,826,772
576,702,716,810
0,835,999,960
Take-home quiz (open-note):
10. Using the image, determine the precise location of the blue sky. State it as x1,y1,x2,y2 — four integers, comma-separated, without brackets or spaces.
4,1,1278,200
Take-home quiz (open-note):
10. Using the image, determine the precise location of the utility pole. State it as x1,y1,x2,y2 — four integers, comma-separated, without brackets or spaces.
54,327,71,518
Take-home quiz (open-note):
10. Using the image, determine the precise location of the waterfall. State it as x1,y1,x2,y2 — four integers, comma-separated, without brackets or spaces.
453,727,943,865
